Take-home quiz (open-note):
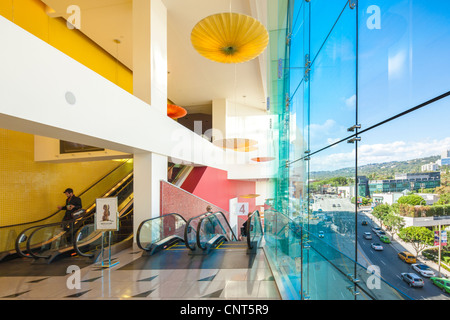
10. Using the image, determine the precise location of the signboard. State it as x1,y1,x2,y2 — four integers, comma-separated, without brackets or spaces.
434,231,440,246
442,230,448,246
95,197,119,231
237,202,249,216
434,230,448,246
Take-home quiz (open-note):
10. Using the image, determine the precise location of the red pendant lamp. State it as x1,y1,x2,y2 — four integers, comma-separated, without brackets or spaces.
167,104,187,119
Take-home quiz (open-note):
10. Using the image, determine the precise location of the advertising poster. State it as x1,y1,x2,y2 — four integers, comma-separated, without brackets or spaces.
434,231,440,246
441,230,447,246
95,197,119,231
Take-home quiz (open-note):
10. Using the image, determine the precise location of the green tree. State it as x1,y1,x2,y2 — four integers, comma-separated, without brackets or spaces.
383,213,404,235
398,194,426,206
398,226,434,257
372,204,390,226
435,193,450,205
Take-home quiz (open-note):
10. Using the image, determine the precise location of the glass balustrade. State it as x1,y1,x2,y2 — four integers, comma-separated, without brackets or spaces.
247,210,264,249
137,213,187,252
197,212,237,251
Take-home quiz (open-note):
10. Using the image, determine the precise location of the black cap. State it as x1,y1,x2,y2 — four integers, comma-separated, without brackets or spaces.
63,188,73,194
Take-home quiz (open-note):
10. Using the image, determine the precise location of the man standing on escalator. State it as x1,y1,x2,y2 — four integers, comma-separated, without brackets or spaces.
58,188,82,242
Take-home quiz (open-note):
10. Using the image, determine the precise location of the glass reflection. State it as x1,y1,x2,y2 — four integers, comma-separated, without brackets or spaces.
358,0,450,128
309,3,357,153
356,99,450,300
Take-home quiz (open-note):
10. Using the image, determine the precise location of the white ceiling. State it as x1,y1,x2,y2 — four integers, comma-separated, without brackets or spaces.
40,0,268,113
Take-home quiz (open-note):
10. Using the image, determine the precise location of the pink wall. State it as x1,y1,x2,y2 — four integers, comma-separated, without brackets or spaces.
181,166,256,213
160,180,228,222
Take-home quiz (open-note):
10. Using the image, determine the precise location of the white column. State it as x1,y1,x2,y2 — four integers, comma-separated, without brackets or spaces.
132,0,168,241
212,99,228,141
133,152,167,238
132,0,167,113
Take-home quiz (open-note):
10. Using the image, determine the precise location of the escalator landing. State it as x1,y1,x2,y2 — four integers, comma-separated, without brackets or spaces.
120,242,256,271
0,255,93,277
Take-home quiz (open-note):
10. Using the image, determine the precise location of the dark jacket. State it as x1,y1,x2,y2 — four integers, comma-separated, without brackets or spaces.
62,195,82,221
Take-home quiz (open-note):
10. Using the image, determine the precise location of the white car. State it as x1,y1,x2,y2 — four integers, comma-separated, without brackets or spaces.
412,263,436,277
363,232,372,240
318,231,324,238
371,243,383,251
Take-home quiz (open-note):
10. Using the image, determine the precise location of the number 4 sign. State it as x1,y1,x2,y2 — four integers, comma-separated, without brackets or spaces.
237,203,249,216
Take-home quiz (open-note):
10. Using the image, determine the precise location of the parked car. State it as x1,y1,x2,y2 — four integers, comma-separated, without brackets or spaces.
401,273,424,288
430,277,450,294
363,232,372,240
398,251,416,264
411,264,435,277
371,243,383,251
318,231,324,238
377,230,386,237
379,235,390,243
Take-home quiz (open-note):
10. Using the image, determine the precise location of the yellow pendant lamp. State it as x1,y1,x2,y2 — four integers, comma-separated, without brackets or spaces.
191,12,269,64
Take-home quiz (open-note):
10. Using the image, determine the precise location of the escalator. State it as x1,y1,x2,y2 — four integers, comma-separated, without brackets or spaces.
136,213,187,255
3,160,185,264
0,159,133,262
168,162,193,186
136,210,263,256
14,170,134,264
196,210,264,254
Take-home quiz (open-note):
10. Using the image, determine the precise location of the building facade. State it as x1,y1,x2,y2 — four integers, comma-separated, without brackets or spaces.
1,0,450,301
265,0,450,300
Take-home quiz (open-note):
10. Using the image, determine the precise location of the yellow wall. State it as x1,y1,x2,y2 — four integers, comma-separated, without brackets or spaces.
0,0,134,229
0,0,133,93
0,129,123,226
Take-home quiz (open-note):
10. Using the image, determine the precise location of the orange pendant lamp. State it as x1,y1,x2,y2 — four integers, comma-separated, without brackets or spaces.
251,157,275,162
191,12,269,64
167,103,187,119
213,138,258,151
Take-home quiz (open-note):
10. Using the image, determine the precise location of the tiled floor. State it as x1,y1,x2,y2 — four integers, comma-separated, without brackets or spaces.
0,242,281,300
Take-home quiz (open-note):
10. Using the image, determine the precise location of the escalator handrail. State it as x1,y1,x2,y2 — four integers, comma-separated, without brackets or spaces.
14,211,86,258
0,159,132,229
24,213,89,259
247,210,263,249
25,191,134,260
136,213,187,251
14,173,134,258
184,212,211,250
196,211,237,251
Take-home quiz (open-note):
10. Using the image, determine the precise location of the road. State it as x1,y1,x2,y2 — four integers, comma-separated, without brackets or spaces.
357,211,449,300
308,194,450,300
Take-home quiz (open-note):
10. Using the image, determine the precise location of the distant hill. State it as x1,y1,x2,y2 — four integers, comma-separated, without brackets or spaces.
311,155,441,180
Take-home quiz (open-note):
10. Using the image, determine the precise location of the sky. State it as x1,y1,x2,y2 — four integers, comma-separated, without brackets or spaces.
286,0,450,172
